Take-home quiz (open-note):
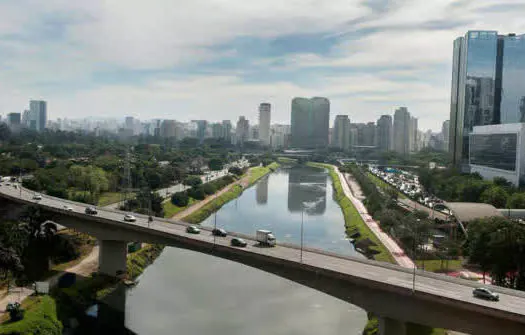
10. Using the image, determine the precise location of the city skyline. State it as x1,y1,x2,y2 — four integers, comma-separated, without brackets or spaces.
1,1,523,132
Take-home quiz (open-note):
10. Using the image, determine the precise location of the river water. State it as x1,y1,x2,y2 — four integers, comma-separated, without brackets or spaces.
124,165,367,334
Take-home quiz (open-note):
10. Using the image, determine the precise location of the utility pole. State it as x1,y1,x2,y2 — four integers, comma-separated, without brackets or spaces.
301,207,304,263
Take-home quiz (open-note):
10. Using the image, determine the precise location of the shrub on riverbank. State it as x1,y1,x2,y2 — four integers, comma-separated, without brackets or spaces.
0,296,62,335
307,162,394,264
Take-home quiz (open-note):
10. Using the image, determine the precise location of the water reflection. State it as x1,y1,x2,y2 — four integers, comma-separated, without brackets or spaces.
255,176,268,204
287,166,327,215
200,165,358,256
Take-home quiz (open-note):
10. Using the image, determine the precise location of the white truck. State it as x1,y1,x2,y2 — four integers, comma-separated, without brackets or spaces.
256,229,276,247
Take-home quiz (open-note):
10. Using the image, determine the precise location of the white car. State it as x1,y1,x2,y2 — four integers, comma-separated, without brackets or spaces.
63,205,73,211
124,214,136,222
33,194,42,200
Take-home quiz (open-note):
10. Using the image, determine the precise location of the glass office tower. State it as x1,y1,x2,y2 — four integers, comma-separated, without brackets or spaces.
501,34,525,123
450,31,500,167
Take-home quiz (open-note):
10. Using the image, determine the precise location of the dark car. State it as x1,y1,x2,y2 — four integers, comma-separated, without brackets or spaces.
231,237,247,247
85,207,98,215
212,228,227,237
186,225,201,234
473,287,499,301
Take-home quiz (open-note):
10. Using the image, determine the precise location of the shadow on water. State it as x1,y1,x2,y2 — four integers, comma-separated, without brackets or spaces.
53,272,136,335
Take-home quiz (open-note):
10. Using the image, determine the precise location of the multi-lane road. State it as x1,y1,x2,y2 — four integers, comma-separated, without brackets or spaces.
2,183,525,328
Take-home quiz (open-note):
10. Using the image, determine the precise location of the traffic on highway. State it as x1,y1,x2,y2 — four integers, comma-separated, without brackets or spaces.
1,180,525,325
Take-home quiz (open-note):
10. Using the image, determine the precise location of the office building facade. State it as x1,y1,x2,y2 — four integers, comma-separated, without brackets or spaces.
222,120,232,142
393,107,410,155
290,97,329,149
258,103,271,146
331,115,350,150
376,115,393,151
236,116,249,146
442,120,450,151
450,31,525,167
469,123,525,186
29,100,47,132
409,117,418,152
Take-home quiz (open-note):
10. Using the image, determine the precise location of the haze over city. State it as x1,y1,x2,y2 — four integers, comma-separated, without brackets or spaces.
1,0,524,131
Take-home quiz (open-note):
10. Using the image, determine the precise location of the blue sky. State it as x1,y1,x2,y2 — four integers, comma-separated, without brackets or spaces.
0,0,524,131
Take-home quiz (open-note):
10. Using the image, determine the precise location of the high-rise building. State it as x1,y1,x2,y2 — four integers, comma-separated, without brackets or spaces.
211,123,223,139
191,120,208,144
29,100,47,132
290,97,329,148
270,124,291,149
442,120,450,152
349,125,358,148
393,107,410,155
409,117,418,152
125,116,134,130
376,115,393,152
258,103,271,146
222,120,232,142
7,113,21,132
449,31,525,167
236,116,250,146
160,120,177,138
331,115,350,150
22,110,30,128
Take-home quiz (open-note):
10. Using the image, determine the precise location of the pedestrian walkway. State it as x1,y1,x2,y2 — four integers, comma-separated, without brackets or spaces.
334,167,414,268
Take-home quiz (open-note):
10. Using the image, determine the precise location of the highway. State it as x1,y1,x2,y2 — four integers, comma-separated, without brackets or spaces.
2,183,525,332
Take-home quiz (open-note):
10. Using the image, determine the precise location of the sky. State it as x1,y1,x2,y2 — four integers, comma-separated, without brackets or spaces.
0,0,524,131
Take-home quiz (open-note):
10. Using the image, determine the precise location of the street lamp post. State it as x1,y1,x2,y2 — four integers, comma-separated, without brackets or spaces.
213,192,218,246
412,218,421,293
300,207,304,263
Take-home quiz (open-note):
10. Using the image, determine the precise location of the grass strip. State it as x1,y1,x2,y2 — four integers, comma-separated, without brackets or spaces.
0,296,62,334
307,162,395,264
162,198,197,218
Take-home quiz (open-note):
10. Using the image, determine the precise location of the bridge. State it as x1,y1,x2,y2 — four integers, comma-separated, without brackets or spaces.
1,185,525,335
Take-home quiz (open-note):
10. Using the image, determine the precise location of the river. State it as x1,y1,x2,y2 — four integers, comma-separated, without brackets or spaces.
124,165,367,334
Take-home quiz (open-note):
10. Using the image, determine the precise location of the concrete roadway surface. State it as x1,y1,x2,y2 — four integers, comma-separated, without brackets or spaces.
3,184,525,328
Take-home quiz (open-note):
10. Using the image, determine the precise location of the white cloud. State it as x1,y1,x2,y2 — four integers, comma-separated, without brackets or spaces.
0,0,524,132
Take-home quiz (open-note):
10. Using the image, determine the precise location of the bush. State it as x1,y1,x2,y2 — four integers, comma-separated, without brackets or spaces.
171,191,189,207
0,296,63,335
187,186,206,200
183,176,202,187
228,167,243,176
202,183,216,195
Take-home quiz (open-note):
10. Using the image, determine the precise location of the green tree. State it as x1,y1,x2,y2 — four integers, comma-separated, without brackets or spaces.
480,186,508,208
171,192,189,207
208,158,224,171
184,176,202,187
187,186,206,200
508,193,525,209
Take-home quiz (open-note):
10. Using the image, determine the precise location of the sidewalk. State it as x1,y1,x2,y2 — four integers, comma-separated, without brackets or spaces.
333,167,414,268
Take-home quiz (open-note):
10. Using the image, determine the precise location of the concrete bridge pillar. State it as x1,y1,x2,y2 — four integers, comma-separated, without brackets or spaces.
99,240,128,277
378,316,407,335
